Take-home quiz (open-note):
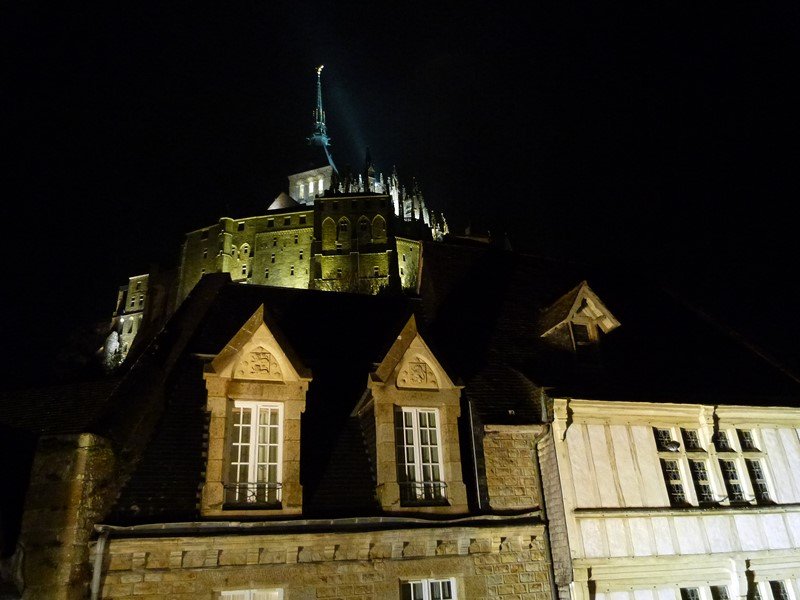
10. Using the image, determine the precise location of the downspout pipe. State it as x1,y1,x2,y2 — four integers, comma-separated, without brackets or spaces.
91,526,110,600
467,398,482,511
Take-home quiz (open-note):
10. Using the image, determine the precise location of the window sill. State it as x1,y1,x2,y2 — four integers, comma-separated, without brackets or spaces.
223,502,283,511
573,502,800,518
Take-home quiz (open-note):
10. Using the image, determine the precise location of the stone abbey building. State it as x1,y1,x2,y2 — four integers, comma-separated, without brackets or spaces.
109,66,447,363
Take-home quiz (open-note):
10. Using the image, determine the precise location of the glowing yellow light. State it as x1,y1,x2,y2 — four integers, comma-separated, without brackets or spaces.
317,65,324,75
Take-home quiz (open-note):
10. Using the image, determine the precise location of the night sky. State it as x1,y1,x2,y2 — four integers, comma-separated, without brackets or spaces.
3,3,800,384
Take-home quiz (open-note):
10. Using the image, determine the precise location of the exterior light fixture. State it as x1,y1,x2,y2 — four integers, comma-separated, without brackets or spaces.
664,440,681,452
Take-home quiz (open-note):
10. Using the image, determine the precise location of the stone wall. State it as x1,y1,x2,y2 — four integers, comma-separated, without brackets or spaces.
483,426,543,511
94,524,551,599
395,238,421,293
18,433,115,600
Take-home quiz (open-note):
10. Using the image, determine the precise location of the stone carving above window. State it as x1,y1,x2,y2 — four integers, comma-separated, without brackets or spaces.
397,357,438,389
235,346,283,381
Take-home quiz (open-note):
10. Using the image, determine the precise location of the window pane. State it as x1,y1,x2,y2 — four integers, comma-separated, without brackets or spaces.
681,429,703,451
680,589,701,600
746,459,770,502
711,586,730,600
770,582,789,600
714,431,732,451
719,459,745,501
738,430,759,451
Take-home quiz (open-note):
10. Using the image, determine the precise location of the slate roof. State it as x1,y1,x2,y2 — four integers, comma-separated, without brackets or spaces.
0,379,120,435
421,241,800,405
5,241,798,528
108,283,418,523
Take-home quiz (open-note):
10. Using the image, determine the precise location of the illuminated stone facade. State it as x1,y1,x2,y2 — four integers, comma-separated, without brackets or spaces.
177,190,424,303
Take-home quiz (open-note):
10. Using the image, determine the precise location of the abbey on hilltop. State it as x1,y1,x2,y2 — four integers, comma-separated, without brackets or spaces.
106,66,449,364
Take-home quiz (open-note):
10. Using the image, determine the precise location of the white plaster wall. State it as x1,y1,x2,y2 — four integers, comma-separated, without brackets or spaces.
574,511,800,559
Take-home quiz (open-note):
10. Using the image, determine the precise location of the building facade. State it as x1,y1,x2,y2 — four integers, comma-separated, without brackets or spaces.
8,243,800,599
541,398,800,600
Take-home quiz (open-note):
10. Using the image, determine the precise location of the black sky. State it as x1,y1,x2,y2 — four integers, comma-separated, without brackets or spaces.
3,2,800,383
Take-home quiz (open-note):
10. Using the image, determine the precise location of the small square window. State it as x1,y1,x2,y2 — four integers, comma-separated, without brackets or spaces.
681,429,704,452
680,589,701,600
373,266,379,276
237,222,245,231
333,201,339,210
241,265,247,276
654,428,676,451
738,430,759,452
300,215,307,225
714,431,733,451
284,217,291,226
267,219,274,228
710,587,731,600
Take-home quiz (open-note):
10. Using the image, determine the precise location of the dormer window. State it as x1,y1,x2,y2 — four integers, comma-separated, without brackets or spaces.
356,315,468,514
397,408,447,505
539,281,620,353
201,305,311,518
571,322,592,346
225,402,282,507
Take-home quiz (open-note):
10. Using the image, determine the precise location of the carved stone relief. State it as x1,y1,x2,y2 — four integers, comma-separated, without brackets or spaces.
235,345,283,381
397,357,438,389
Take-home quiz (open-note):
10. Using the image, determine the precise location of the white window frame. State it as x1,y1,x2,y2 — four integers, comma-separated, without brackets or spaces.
753,581,798,600
680,586,731,600
716,427,774,505
397,407,446,505
401,577,457,600
220,589,283,600
655,426,716,506
226,401,283,505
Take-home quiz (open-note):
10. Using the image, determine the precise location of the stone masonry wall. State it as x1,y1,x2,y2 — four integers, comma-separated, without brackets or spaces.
483,426,543,511
94,524,550,599
19,433,115,600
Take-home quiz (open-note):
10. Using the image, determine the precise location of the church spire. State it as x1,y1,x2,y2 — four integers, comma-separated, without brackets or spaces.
307,65,337,172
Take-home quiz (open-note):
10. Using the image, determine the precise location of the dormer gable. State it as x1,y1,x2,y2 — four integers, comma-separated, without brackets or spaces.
201,304,310,517
361,315,467,514
539,280,620,352
371,315,458,391
208,304,311,383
